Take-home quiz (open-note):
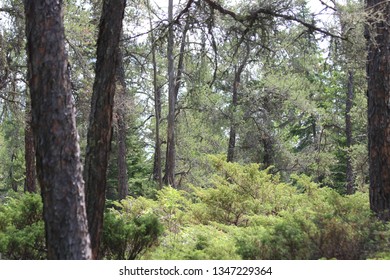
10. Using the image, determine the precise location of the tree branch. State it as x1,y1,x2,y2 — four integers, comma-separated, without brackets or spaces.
202,0,344,40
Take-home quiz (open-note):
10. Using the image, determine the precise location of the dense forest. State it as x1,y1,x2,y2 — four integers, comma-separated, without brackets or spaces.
1,0,390,260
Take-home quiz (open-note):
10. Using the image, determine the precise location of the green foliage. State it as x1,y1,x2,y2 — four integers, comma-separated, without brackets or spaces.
0,118,25,192
134,157,389,260
0,192,45,259
148,224,240,260
101,198,163,260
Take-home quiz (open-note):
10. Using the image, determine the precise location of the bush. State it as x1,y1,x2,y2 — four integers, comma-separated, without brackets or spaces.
101,199,163,260
147,224,241,260
0,192,45,259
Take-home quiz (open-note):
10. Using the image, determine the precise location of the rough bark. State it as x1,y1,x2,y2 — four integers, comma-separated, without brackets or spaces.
345,70,354,194
24,0,91,259
366,0,390,220
24,98,36,193
84,0,126,259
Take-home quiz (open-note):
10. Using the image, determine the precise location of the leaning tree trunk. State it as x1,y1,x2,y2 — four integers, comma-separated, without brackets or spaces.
366,0,390,220
84,0,126,259
24,0,91,259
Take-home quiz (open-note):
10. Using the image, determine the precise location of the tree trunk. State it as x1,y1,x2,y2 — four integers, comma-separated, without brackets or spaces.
24,97,36,193
24,0,91,259
227,44,250,162
345,70,354,194
148,0,163,189
164,12,190,188
164,0,176,187
366,0,390,220
227,76,238,162
84,0,126,259
116,46,129,201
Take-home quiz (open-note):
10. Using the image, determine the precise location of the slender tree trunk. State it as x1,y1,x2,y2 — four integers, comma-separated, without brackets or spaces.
148,1,163,189
345,70,354,194
84,0,126,259
366,0,390,220
227,44,250,162
116,46,129,201
24,0,91,259
24,97,36,193
164,12,190,188
227,73,238,162
164,0,176,187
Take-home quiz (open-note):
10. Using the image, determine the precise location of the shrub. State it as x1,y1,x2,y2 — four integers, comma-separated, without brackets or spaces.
147,224,241,260
0,192,45,259
101,199,163,260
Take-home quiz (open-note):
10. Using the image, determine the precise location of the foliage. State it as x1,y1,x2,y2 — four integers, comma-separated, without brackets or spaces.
101,199,164,260
0,192,45,259
140,157,388,260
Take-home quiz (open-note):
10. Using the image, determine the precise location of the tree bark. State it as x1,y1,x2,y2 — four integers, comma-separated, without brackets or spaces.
84,0,126,259
366,0,390,220
345,70,354,194
24,0,91,259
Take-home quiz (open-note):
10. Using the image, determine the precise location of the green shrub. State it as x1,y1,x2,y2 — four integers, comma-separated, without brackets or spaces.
147,224,241,260
0,192,45,259
101,200,163,260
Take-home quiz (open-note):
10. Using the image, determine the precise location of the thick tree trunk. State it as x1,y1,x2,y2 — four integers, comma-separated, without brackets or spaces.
345,70,354,194
366,0,390,220
84,0,126,259
164,0,176,187
24,98,36,193
24,0,91,259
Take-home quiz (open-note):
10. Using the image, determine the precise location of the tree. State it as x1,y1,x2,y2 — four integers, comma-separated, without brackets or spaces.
164,0,177,188
23,0,91,259
366,0,390,220
227,42,250,163
84,0,126,259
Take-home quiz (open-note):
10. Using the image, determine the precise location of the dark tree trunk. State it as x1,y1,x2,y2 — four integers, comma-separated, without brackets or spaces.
345,70,354,194
24,98,36,193
227,75,238,162
366,0,390,220
164,0,176,188
227,45,250,162
116,46,128,201
262,136,274,168
24,0,91,259
84,0,126,259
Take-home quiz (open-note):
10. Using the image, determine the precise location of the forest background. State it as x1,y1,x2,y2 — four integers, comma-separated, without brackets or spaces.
1,0,390,260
